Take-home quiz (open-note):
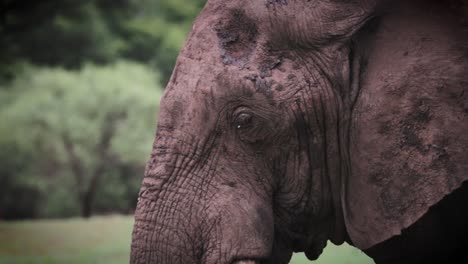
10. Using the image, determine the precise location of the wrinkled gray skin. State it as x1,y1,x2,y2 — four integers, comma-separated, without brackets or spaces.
131,0,468,263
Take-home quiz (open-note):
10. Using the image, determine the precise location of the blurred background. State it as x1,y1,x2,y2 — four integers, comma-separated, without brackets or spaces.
0,0,373,263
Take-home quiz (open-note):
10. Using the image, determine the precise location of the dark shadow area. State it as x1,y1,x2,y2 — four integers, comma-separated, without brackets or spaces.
366,180,468,264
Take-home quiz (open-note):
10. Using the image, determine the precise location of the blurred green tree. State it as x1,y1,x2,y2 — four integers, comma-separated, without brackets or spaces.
0,0,206,85
0,138,41,219
0,61,162,218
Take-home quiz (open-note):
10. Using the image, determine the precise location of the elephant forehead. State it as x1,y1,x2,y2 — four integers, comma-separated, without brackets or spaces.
170,0,369,99
174,39,287,98
202,0,376,49
170,54,303,106
182,0,377,70
165,0,365,114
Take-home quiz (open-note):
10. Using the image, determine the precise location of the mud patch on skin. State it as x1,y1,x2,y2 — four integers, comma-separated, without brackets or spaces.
429,136,457,174
370,164,430,220
214,9,258,67
379,170,427,220
399,98,432,152
244,73,276,98
255,78,274,95
258,57,282,78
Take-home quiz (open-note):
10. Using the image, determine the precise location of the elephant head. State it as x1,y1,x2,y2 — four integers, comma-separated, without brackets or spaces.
130,0,468,263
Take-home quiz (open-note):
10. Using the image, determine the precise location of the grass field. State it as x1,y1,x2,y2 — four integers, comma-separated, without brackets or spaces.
0,215,374,264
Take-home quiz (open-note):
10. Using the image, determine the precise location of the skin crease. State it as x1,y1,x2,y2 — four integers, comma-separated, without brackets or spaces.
130,0,468,263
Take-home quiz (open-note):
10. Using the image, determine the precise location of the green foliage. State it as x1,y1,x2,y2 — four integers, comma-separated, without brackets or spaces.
0,61,162,218
121,0,206,84
0,139,41,219
1,0,207,85
1,1,122,75
0,0,207,219
3,61,161,163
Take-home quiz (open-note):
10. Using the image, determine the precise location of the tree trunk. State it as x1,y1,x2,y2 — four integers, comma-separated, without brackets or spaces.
81,194,93,218
63,111,124,218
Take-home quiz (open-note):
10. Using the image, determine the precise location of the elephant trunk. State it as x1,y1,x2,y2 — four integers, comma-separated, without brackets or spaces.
130,146,278,263
130,147,211,263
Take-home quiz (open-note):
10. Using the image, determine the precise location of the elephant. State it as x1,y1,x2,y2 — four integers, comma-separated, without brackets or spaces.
130,0,468,263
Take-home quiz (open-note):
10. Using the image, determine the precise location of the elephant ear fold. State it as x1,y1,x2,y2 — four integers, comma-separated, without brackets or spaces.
339,2,468,245
341,60,468,249
343,116,468,249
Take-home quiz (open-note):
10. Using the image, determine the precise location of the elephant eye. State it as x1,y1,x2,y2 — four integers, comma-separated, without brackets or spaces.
233,112,253,130
232,108,271,144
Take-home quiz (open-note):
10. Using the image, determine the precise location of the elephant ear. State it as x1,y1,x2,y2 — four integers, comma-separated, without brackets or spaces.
343,1,468,249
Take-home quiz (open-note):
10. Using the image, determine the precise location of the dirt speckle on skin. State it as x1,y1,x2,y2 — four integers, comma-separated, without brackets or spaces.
399,98,432,151
430,136,457,174
255,78,274,95
215,9,258,66
265,0,288,7
258,57,282,78
370,163,429,220
275,83,284,91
